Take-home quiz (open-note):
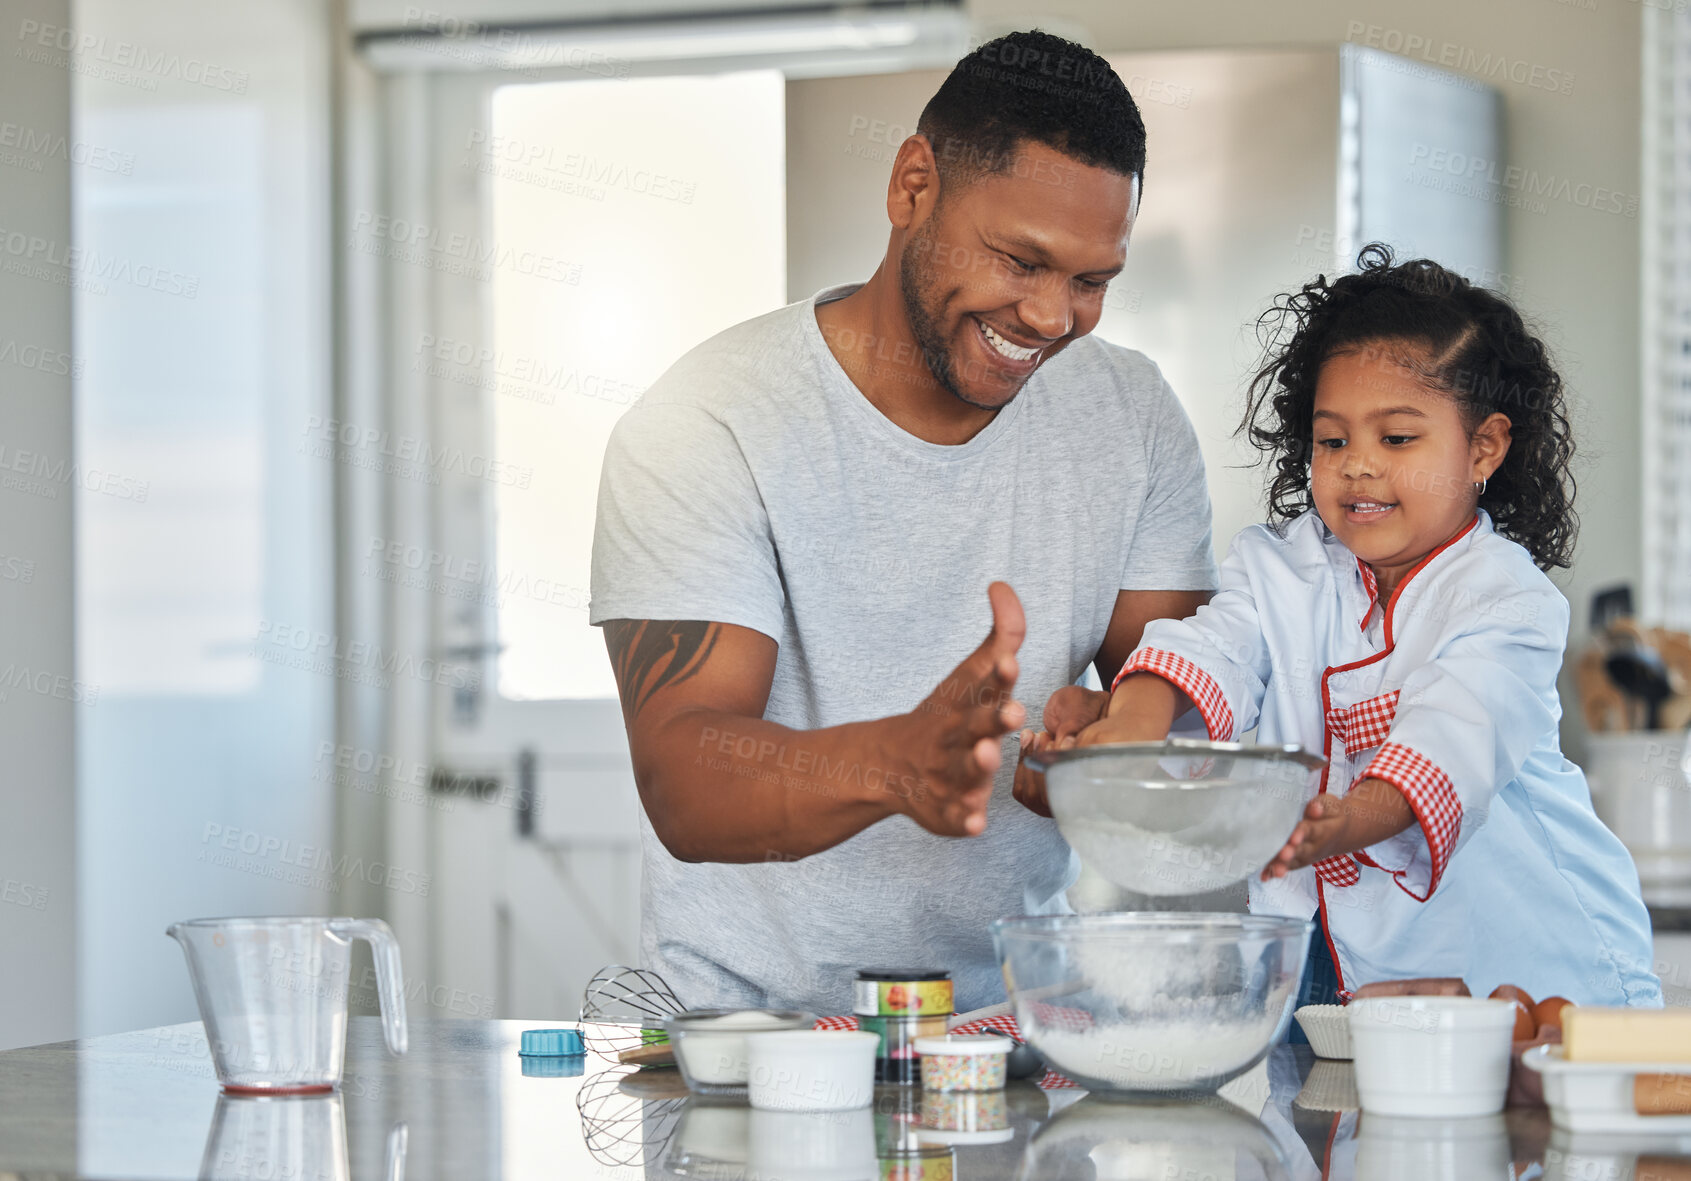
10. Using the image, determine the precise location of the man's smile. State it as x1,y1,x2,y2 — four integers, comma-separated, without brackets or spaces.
974,315,1046,369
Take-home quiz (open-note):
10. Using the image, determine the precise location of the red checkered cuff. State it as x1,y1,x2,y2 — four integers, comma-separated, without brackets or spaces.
1313,854,1361,887
1360,742,1463,901
1114,648,1235,742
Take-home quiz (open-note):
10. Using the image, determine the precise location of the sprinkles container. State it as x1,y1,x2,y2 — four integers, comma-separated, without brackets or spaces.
915,1034,1012,1092
920,1088,1009,1133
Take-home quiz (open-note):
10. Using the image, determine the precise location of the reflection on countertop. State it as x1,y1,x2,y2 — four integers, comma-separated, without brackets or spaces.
0,1016,1683,1179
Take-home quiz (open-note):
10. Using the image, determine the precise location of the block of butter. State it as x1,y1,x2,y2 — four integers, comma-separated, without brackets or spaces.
1563,1007,1691,1063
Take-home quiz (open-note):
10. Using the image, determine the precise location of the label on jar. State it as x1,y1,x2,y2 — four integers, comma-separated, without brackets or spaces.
853,978,954,1016
879,1154,954,1181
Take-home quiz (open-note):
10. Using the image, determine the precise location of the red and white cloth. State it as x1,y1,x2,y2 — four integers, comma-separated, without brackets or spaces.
812,1013,1080,1089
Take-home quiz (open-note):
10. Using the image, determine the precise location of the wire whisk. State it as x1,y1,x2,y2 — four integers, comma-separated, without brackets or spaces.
579,964,687,1061
574,1067,687,1169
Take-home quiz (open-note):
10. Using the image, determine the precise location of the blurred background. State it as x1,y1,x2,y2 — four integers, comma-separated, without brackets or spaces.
3,0,1689,1051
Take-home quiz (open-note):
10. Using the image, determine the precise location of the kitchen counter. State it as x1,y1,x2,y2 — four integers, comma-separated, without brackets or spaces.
0,1015,1672,1179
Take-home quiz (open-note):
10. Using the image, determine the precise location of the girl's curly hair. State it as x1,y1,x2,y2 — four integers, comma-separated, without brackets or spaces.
1241,243,1577,570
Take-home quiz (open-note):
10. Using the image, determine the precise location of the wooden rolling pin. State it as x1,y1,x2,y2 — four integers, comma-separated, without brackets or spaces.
1636,1156,1691,1181
1636,1073,1691,1116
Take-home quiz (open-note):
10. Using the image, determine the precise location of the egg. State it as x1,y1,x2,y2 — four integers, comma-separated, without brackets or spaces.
1533,996,1573,1031
1489,984,1536,1010
1490,985,1537,1041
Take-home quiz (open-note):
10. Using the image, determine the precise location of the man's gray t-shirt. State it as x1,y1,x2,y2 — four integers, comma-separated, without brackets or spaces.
590,283,1217,1015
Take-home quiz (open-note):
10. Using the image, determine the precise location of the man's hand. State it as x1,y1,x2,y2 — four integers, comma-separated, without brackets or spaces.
1260,778,1415,881
1012,686,1109,818
888,581,1027,837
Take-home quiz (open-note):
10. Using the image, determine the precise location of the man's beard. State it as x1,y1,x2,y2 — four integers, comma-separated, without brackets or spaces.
898,220,1005,411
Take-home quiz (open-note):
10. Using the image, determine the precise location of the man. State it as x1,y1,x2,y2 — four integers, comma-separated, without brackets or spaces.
590,30,1216,1015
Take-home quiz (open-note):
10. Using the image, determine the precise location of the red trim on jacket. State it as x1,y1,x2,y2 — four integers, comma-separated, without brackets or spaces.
1115,647,1235,742
1315,515,1478,900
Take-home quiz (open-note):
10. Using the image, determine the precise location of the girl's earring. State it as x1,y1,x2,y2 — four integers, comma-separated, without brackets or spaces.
1474,477,1488,496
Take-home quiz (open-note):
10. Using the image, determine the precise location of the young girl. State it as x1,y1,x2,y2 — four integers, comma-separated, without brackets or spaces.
1077,246,1660,1007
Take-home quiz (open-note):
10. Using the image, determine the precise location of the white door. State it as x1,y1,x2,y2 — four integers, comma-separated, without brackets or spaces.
399,65,788,1019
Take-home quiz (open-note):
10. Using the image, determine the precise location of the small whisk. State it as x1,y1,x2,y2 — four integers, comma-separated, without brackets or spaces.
579,964,687,1062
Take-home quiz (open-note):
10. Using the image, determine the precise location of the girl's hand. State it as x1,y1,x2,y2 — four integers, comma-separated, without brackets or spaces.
1260,777,1416,881
1261,794,1354,880
1011,686,1110,818
1068,710,1169,748
1042,685,1111,741
1065,672,1189,748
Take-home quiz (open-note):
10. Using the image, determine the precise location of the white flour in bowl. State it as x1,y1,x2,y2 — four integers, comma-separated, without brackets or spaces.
1024,936,1295,1091
1029,1008,1286,1092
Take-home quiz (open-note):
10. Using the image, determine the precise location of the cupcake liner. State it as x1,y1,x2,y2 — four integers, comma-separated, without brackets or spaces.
1295,1004,1354,1060
1295,1059,1361,1113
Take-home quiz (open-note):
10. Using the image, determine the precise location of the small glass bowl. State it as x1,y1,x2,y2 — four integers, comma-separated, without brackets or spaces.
664,1009,816,1096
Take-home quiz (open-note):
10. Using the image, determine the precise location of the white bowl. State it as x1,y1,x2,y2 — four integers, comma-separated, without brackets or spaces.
664,1008,816,1096
745,1030,878,1112
747,1106,877,1179
1294,1004,1353,1059
1355,1112,1509,1179
1348,996,1515,1117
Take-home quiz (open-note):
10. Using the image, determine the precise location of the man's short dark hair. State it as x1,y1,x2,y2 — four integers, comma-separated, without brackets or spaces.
917,30,1146,196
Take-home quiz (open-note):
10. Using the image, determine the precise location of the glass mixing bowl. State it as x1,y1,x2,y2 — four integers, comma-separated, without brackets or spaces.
991,913,1313,1094
1015,1094,1293,1181
1023,739,1326,896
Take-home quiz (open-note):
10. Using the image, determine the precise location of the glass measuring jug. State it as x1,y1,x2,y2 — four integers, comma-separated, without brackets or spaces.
166,916,408,1092
199,1091,411,1181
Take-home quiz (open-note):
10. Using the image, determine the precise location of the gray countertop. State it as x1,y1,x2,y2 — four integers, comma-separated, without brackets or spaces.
0,1015,1670,1179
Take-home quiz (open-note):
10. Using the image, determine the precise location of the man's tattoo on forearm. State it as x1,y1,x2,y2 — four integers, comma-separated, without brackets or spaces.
605,620,721,719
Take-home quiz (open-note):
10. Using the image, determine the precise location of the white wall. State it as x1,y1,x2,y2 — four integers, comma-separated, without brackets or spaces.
73,0,338,1036
0,0,78,1051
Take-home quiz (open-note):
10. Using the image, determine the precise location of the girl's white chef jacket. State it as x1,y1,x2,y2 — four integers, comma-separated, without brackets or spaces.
1118,509,1661,1006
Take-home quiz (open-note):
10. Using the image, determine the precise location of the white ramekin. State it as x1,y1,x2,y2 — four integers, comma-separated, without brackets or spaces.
1348,996,1516,1117
747,1106,877,1179
745,1030,878,1112
1355,1112,1510,1178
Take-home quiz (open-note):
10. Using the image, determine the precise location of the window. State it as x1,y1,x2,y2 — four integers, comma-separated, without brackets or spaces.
1645,8,1691,629
486,70,785,699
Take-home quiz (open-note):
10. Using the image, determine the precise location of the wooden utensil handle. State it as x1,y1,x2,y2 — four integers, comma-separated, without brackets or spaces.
618,1042,676,1068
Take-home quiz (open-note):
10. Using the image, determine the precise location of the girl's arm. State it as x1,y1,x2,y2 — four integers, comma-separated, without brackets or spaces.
1260,776,1415,880
1071,528,1279,750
